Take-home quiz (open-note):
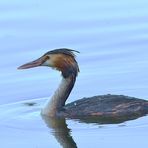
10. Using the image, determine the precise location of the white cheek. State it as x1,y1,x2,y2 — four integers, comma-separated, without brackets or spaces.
42,59,53,67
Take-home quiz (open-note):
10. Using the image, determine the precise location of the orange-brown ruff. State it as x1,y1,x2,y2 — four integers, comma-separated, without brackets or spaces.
18,48,148,120
48,53,79,78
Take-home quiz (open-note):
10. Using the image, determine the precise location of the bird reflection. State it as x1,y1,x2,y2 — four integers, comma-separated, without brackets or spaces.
42,115,77,148
41,113,145,148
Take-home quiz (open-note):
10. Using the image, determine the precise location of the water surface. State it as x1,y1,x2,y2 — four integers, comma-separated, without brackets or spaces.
0,0,148,147
0,99,148,148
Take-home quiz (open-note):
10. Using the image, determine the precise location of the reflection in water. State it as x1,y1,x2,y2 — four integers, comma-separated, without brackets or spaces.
0,100,147,148
74,114,147,125
42,113,147,148
42,115,77,148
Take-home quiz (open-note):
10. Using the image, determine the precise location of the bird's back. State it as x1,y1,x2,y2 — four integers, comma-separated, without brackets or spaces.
61,95,148,119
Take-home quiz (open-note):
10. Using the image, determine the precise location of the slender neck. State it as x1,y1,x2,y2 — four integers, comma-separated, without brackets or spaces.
41,75,76,117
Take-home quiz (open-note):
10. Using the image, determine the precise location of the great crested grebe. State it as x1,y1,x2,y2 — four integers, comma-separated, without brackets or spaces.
18,48,148,118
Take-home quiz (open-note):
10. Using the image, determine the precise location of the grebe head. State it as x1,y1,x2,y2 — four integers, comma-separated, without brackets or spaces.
18,48,80,78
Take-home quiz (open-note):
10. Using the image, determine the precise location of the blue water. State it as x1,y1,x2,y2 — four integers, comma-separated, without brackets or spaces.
0,0,148,147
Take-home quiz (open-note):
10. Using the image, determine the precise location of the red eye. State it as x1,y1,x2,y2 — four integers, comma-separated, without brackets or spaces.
42,56,50,63
46,56,50,60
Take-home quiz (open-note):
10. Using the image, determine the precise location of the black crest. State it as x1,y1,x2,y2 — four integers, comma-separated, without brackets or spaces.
44,48,80,57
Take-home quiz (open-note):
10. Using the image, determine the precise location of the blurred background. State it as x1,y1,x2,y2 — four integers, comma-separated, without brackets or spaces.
0,0,148,105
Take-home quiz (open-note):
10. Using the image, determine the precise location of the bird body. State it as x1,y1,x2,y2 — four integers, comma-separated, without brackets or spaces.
18,48,148,118
62,95,148,118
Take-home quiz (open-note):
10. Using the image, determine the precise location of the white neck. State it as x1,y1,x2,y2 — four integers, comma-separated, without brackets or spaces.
41,76,76,117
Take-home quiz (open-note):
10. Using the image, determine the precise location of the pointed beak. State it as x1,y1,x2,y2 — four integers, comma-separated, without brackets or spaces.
18,56,47,70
